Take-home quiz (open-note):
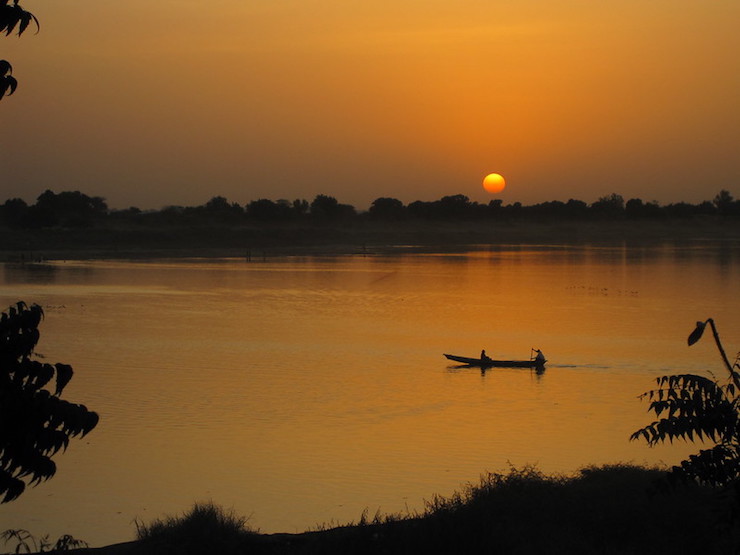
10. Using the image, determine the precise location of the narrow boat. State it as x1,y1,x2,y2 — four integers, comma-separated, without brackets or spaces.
444,353,546,369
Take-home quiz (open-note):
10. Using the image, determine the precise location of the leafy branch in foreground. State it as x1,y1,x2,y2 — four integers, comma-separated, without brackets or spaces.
1,0,39,100
0,60,16,100
0,301,99,503
0,0,39,36
631,318,740,488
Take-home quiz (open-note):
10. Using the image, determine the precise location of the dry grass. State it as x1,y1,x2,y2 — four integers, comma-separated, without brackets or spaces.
118,464,739,555
132,501,256,555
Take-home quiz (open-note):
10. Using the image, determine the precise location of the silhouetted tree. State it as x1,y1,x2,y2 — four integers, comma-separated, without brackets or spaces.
310,194,339,219
696,201,717,215
337,203,356,220
632,319,740,507
663,202,696,218
713,190,739,217
487,199,503,212
0,198,28,227
564,199,588,218
292,199,309,217
204,196,231,212
199,196,244,221
22,202,57,228
525,200,573,220
0,1,39,100
108,206,142,221
406,200,434,219
437,194,472,219
24,190,108,228
148,205,190,226
3,189,739,229
244,198,312,221
368,197,406,220
246,199,275,220
625,198,662,219
246,199,291,221
310,194,355,221
590,193,624,218
0,302,98,502
502,201,523,218
625,198,644,217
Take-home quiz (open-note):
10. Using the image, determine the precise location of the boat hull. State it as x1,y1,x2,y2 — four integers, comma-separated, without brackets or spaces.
444,353,545,368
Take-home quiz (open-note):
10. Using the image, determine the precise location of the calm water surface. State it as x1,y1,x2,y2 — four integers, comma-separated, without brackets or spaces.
1,244,739,546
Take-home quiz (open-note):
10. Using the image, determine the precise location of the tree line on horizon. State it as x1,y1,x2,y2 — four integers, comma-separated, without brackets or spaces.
1,189,739,230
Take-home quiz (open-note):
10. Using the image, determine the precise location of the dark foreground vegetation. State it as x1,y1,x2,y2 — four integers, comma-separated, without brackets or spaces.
0,303,99,504
2,190,740,259
38,464,735,555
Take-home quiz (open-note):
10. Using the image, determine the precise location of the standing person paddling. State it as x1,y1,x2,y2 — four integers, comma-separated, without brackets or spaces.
533,349,545,364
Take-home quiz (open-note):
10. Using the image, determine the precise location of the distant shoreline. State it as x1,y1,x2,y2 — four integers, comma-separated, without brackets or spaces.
2,218,739,261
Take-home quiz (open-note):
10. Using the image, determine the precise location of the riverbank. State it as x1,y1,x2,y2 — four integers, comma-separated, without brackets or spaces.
2,218,740,261
43,464,739,555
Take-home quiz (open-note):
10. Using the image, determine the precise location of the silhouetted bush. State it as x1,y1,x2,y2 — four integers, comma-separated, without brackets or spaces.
135,502,256,555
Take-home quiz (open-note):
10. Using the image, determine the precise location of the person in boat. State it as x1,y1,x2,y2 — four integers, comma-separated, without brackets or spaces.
533,349,546,365
480,349,491,362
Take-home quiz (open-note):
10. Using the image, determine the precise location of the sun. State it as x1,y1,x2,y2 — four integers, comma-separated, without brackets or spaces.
483,173,506,194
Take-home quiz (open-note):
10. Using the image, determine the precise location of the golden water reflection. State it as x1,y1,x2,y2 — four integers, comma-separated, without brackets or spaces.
0,245,738,546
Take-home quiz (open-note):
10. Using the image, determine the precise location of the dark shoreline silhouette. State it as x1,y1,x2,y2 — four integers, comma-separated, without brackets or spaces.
2,215,740,263
2,189,738,261
2,189,739,231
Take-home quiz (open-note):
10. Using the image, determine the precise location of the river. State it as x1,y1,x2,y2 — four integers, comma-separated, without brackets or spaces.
1,244,738,546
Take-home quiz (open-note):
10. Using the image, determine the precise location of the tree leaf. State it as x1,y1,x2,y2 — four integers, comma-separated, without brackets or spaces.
688,320,706,346
54,363,73,396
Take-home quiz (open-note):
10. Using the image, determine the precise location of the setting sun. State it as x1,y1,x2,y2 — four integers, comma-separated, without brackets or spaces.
483,173,506,194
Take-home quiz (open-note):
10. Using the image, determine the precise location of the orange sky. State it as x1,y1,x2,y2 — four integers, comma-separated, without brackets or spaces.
2,1,739,210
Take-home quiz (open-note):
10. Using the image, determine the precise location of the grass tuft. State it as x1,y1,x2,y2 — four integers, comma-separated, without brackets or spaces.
134,501,256,554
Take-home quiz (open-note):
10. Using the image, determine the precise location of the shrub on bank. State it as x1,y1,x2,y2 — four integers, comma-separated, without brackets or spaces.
134,502,256,555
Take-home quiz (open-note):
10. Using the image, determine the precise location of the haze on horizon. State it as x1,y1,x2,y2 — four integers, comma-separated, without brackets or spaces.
2,1,738,211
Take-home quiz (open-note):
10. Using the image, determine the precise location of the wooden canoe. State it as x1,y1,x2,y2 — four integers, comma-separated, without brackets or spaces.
444,353,546,368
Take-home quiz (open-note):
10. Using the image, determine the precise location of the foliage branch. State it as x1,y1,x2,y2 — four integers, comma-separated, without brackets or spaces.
0,301,99,503
632,319,740,488
1,0,39,100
